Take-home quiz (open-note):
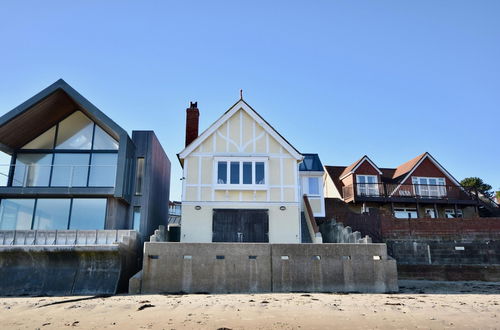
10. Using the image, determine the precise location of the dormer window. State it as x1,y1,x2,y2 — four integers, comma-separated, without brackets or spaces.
215,157,267,189
356,175,379,196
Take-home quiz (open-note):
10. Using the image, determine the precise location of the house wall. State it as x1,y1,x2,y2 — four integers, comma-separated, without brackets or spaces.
300,172,325,217
323,171,341,199
353,161,381,178
181,108,301,243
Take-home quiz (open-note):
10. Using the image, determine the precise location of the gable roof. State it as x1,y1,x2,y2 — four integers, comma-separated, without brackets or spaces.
391,152,461,187
325,165,347,197
299,153,324,172
0,79,128,153
339,155,382,180
178,98,303,162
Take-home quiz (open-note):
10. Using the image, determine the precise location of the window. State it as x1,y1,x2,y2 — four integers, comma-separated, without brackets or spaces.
51,153,90,187
22,127,56,149
135,158,145,195
93,126,119,150
13,153,52,187
88,153,117,187
412,177,446,198
230,162,240,184
55,112,94,150
394,208,417,219
133,206,141,231
356,175,379,196
445,209,463,218
0,198,107,230
216,159,266,188
69,199,107,230
33,199,71,230
307,177,320,196
0,199,35,230
217,161,227,184
424,208,436,218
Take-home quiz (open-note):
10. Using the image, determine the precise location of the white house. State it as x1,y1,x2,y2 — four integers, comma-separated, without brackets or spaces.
177,98,307,243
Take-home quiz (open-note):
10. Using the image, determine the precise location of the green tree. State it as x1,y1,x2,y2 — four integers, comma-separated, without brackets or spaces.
460,177,493,198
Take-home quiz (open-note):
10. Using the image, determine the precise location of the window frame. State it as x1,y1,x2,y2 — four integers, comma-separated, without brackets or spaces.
214,157,268,190
356,174,379,197
412,176,446,198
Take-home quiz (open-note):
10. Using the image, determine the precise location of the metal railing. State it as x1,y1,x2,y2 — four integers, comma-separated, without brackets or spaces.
0,164,117,188
342,183,476,201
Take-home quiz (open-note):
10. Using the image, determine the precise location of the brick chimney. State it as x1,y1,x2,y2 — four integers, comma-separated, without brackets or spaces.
185,101,199,147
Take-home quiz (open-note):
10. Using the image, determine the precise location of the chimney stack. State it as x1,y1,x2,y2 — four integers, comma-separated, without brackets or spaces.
185,101,199,147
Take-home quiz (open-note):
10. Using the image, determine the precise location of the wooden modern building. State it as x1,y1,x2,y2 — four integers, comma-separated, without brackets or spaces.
0,79,171,241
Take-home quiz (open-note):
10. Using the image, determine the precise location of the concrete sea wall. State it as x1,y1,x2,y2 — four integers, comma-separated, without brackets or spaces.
0,230,140,296
132,243,398,294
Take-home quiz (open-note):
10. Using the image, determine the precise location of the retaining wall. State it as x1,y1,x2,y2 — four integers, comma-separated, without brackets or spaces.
133,243,398,294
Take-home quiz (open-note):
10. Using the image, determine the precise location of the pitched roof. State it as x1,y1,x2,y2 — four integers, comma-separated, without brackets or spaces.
0,79,128,153
339,155,382,179
178,98,303,162
324,165,347,197
391,152,427,179
299,153,324,172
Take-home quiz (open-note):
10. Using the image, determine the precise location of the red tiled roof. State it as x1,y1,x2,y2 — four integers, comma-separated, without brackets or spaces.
391,152,427,179
339,156,366,178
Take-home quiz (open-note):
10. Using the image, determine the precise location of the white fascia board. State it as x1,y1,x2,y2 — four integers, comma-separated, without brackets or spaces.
338,156,382,180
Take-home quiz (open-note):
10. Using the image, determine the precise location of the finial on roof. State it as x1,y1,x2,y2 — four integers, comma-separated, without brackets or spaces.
240,89,243,100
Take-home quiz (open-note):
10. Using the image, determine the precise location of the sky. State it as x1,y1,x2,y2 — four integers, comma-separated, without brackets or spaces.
0,1,499,200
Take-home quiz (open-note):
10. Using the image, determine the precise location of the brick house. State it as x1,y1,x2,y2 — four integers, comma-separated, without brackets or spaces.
324,152,479,219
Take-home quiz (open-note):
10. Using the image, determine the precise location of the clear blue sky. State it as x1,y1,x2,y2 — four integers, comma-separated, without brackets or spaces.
0,1,499,200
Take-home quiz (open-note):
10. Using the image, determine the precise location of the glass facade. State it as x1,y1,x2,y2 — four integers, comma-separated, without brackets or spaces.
0,198,107,230
12,111,119,188
133,206,141,231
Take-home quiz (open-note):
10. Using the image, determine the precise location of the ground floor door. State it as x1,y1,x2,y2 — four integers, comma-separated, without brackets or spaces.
212,209,269,243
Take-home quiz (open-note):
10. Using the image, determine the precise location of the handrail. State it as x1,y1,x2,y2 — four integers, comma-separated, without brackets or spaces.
303,195,321,243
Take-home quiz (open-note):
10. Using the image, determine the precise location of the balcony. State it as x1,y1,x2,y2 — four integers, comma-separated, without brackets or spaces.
0,163,117,189
342,183,478,204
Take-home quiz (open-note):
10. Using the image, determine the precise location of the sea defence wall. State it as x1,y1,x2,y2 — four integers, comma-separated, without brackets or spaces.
0,230,140,296
130,243,398,294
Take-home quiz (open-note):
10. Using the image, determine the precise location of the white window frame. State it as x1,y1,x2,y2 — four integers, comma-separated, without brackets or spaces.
445,209,463,218
412,177,446,198
214,157,268,190
356,175,379,197
303,176,321,197
393,208,418,219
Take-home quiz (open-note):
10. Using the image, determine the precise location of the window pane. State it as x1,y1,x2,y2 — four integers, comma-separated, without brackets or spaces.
367,176,376,184
357,176,366,183
69,199,106,230
217,162,227,184
308,177,319,195
51,153,90,187
89,153,117,187
133,206,141,231
33,199,70,230
0,199,35,230
13,153,52,187
22,126,56,149
55,111,93,150
135,158,145,195
230,161,239,184
93,125,119,150
243,162,252,184
255,162,265,184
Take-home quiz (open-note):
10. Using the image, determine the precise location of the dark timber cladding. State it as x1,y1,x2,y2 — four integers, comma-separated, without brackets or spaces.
212,209,269,243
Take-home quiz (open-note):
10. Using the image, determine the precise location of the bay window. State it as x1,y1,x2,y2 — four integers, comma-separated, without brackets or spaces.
216,158,267,188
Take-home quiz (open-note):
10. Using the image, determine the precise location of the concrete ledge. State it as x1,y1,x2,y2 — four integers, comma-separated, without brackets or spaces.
135,243,398,294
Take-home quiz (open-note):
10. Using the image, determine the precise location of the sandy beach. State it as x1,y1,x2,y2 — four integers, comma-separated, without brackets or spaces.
1,281,499,330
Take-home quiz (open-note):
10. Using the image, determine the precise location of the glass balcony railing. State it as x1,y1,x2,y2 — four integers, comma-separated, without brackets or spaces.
0,164,117,188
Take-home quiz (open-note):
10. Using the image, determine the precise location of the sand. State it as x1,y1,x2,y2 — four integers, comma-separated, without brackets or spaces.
1,281,499,330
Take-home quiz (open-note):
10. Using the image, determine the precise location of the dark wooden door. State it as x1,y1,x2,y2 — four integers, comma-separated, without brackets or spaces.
212,209,269,243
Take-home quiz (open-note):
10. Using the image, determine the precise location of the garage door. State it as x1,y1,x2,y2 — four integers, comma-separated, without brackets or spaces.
212,209,269,243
